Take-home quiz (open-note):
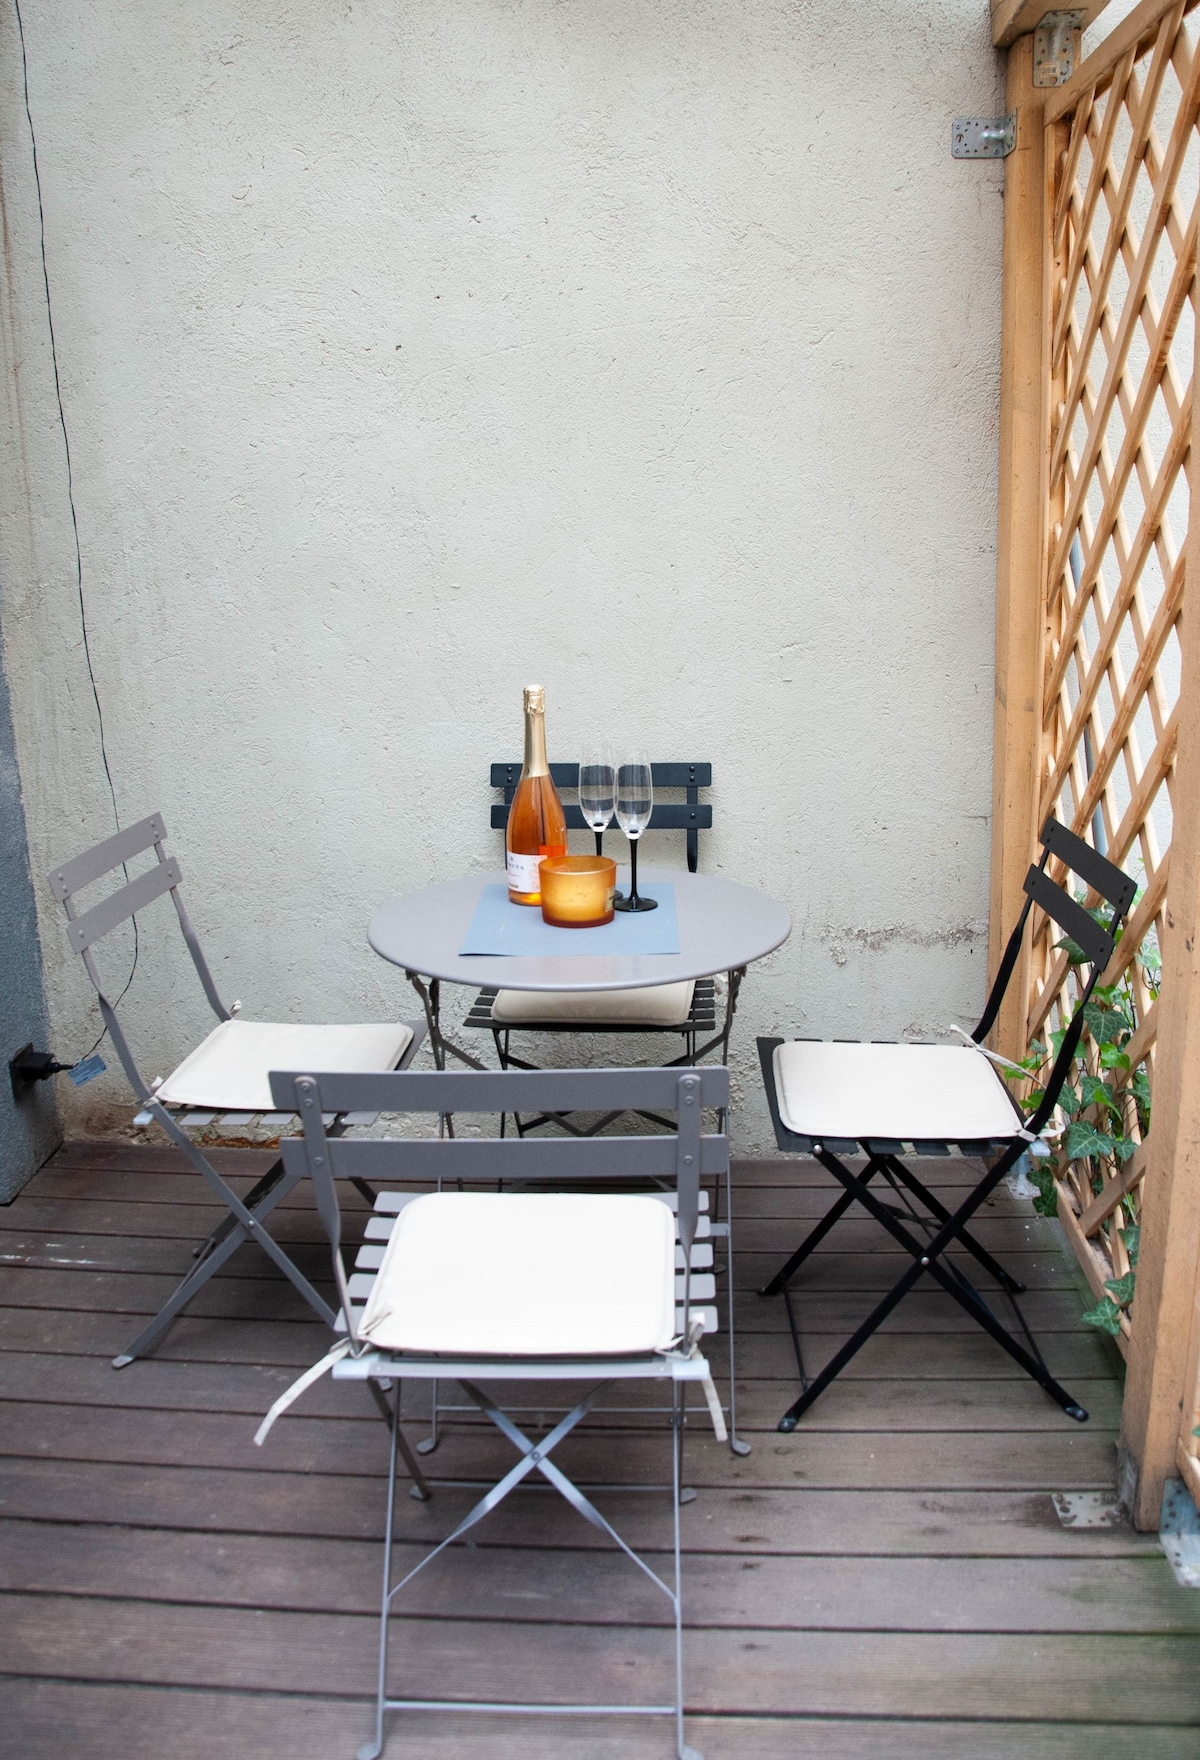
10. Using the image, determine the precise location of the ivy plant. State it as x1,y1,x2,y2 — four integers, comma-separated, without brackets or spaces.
1002,891,1157,1338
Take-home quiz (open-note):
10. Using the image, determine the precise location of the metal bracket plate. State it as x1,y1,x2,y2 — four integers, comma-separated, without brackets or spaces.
1160,1478,1200,1588
951,114,1016,160
1034,11,1085,87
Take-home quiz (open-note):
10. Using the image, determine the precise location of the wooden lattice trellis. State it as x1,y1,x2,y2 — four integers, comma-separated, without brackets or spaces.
1021,2,1200,1355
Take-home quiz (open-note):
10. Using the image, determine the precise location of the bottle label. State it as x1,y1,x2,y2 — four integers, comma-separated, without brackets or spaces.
506,850,544,895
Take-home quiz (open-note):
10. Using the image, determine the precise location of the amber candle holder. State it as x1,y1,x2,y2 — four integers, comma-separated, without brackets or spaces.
539,855,617,928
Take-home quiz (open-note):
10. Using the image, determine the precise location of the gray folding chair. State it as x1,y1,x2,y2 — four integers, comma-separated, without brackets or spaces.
48,812,425,1367
256,1063,730,1760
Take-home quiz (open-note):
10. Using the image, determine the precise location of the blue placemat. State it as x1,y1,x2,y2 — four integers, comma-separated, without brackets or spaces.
461,883,680,955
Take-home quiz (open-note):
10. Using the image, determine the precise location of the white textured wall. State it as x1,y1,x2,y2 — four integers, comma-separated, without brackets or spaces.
0,0,1006,1150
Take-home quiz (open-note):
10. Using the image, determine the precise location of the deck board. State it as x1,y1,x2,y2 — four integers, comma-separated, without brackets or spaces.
0,1141,1195,1756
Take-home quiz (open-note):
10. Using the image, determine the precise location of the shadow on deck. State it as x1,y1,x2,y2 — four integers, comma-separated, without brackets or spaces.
1,1143,1198,1757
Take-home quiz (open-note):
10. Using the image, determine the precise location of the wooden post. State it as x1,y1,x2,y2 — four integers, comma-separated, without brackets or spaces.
1119,295,1200,1530
988,35,1051,1056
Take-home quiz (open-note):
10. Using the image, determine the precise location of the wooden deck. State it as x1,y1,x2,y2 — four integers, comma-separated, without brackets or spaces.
2,1140,1198,1757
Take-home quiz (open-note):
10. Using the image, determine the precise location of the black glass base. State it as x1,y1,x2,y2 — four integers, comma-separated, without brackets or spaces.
613,894,658,913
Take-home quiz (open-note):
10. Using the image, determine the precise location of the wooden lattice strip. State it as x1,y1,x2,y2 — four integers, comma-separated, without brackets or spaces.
1049,12,1182,435
1047,26,1198,567
1055,89,1096,250
1045,502,1187,849
1052,45,1142,374
1048,33,1200,586
1042,379,1192,794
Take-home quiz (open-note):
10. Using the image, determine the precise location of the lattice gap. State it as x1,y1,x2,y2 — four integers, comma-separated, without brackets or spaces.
1028,2,1198,1346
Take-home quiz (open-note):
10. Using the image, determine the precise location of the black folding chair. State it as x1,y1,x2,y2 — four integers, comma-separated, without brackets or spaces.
757,816,1137,1432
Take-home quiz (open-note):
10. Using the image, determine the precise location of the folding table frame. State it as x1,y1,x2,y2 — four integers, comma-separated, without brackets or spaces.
757,816,1137,1432
47,812,426,1368
265,1062,731,1760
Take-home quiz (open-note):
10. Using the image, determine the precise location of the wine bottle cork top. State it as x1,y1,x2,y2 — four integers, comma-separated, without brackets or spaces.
523,685,546,711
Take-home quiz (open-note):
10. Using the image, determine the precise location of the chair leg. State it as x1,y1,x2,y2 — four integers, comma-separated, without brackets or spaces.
759,1158,887,1297
673,1381,703,1760
777,1256,927,1430
723,1160,750,1456
923,1256,1087,1420
366,1380,432,1499
112,1162,335,1366
883,1156,1024,1293
358,1381,401,1760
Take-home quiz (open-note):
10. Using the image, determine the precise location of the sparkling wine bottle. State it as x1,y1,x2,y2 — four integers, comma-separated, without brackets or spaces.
506,685,568,905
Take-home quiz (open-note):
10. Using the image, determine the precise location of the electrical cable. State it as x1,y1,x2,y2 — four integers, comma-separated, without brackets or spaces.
13,0,137,1060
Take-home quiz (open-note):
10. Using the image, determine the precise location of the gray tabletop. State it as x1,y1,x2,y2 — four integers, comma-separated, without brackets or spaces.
368,866,791,992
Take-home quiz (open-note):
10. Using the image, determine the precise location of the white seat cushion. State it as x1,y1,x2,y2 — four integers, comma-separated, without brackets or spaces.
154,1018,413,1112
773,1041,1023,1143
358,1191,677,1356
491,981,696,1028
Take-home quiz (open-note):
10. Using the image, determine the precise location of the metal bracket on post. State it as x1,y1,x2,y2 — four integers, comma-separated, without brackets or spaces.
1033,11,1085,87
951,114,1016,159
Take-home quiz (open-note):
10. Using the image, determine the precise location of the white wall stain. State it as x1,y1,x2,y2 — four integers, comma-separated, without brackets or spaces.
0,0,1006,1153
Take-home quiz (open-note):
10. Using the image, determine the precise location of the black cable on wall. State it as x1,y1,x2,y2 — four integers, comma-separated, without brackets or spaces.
13,0,137,1054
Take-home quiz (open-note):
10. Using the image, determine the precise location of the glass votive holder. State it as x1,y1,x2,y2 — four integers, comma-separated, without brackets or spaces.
539,855,617,928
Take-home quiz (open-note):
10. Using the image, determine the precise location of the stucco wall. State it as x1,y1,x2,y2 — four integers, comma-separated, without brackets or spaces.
0,618,60,1196
0,0,1006,1151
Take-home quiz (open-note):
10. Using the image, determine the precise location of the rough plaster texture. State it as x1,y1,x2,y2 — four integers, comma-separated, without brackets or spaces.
0,0,1007,1151
0,620,60,1196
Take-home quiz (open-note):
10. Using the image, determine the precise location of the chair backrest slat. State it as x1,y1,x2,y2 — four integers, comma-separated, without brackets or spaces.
974,815,1135,1044
489,762,713,871
280,1128,729,1186
269,1062,729,1117
65,856,183,952
1023,865,1116,971
47,812,167,902
1041,815,1138,917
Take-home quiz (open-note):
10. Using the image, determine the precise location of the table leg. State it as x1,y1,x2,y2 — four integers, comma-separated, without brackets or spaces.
404,970,491,1073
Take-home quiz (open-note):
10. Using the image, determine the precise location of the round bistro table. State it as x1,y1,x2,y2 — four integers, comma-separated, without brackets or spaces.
368,865,791,1070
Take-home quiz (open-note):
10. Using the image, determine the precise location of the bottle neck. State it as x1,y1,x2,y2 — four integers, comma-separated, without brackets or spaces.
523,705,549,778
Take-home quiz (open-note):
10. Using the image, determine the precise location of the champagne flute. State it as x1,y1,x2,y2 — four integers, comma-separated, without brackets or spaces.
613,753,657,913
578,749,616,858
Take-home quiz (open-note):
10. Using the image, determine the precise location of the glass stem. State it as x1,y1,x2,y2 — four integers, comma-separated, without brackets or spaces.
629,837,639,904
594,830,603,858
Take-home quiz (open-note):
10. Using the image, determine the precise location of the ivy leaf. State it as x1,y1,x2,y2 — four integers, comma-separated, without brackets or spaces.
1083,1000,1129,1043
1055,933,1090,966
1081,1296,1124,1336
1030,1165,1058,1218
1124,1224,1140,1269
1059,1084,1082,1120
1099,1044,1131,1072
1080,1074,1116,1113
1112,1135,1138,1164
1132,1068,1151,1106
1066,1119,1115,1161
1104,1271,1136,1306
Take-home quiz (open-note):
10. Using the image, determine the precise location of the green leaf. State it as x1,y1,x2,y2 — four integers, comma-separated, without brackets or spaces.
1055,933,1089,965
1066,1119,1115,1161
1124,1224,1140,1269
1112,1135,1138,1164
1099,1044,1131,1072
1080,1074,1116,1113
1030,1165,1058,1218
1104,1271,1136,1306
1059,1084,1082,1120
1083,1000,1129,1043
1080,1296,1124,1336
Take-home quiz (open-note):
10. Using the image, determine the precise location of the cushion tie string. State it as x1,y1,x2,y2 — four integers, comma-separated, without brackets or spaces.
254,1339,353,1447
